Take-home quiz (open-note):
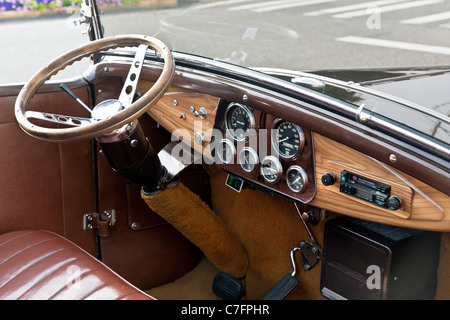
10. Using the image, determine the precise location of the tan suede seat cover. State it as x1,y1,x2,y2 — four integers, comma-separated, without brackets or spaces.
0,230,154,300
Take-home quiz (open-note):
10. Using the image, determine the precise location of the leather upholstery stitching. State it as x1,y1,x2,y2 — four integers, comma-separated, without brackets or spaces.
0,231,151,300
0,244,73,290
49,267,108,300
79,279,124,300
0,237,61,268
16,256,89,300
0,231,34,248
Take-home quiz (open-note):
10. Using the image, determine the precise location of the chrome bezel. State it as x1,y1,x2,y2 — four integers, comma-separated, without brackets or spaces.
217,139,236,164
271,118,305,160
239,147,260,173
260,155,283,184
225,102,255,141
286,165,308,194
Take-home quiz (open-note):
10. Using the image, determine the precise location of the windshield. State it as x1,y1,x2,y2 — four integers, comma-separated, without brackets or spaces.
1,0,449,151
100,0,450,70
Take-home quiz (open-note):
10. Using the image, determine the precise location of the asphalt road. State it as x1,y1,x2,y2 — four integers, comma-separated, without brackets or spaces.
1,0,450,83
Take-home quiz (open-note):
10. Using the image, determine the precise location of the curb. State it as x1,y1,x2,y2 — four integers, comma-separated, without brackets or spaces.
0,0,178,20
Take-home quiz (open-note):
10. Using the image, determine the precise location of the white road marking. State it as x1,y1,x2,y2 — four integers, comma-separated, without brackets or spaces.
228,0,304,11
304,0,408,16
250,0,341,13
333,0,443,19
337,36,450,55
192,0,256,10
400,11,450,24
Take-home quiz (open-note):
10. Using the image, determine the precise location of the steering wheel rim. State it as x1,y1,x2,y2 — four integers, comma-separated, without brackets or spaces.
15,34,174,143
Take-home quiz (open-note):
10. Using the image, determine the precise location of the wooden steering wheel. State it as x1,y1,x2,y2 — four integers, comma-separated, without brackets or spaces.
15,34,174,142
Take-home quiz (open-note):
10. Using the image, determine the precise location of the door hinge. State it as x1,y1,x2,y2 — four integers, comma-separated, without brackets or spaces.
83,210,116,238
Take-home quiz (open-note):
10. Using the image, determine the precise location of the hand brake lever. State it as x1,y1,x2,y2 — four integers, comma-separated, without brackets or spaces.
60,83,92,115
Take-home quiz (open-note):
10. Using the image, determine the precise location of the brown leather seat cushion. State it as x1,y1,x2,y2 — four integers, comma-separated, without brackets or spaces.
0,230,154,300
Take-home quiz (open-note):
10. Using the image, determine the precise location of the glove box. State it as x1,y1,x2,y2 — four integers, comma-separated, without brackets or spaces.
320,217,441,300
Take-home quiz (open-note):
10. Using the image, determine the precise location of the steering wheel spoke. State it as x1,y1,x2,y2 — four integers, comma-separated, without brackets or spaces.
118,44,148,108
25,111,93,127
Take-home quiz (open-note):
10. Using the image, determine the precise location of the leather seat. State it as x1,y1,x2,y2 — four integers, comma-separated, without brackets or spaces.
0,230,154,300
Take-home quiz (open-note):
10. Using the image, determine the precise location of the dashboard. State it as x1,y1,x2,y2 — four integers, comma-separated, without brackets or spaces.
140,78,449,232
212,99,315,204
92,59,450,232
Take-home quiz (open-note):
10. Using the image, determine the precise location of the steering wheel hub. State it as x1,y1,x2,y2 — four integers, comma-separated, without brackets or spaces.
92,99,124,121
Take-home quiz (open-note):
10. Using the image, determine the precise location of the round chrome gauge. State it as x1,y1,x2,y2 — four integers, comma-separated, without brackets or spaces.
271,119,305,160
217,139,236,164
286,165,308,193
225,103,255,141
239,147,259,173
260,156,283,183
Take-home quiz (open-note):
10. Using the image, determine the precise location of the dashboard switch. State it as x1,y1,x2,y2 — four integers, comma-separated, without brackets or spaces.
321,172,336,186
387,196,402,211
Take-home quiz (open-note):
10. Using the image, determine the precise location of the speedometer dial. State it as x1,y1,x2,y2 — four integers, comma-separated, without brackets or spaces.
225,103,255,141
271,119,305,160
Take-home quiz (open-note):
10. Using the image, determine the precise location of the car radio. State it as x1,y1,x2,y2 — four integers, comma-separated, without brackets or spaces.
339,170,392,208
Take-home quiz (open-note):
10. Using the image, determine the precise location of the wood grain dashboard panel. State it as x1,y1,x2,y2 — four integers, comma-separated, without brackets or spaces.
141,81,218,158
142,83,449,231
311,134,449,231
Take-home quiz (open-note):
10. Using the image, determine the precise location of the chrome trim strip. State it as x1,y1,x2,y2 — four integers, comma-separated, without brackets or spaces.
368,116,449,157
256,67,450,124
174,52,356,112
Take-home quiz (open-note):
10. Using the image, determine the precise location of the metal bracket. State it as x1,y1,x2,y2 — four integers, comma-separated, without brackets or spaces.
355,103,371,124
83,213,96,231
291,76,326,92
302,206,326,226
299,241,320,270
72,2,92,27
83,210,116,238
294,203,323,270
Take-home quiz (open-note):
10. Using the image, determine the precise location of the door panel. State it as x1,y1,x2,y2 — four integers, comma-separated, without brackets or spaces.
0,81,96,254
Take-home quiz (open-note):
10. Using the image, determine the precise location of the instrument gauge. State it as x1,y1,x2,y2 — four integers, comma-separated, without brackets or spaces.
286,165,308,193
225,103,255,141
272,119,305,160
239,147,259,173
217,139,236,164
260,156,283,184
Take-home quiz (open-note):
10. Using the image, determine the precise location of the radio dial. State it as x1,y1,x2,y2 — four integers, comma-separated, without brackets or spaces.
387,196,402,211
321,172,336,186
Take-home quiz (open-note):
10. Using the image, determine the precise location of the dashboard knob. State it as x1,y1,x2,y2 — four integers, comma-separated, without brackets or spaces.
321,173,336,186
194,132,205,145
387,196,402,211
